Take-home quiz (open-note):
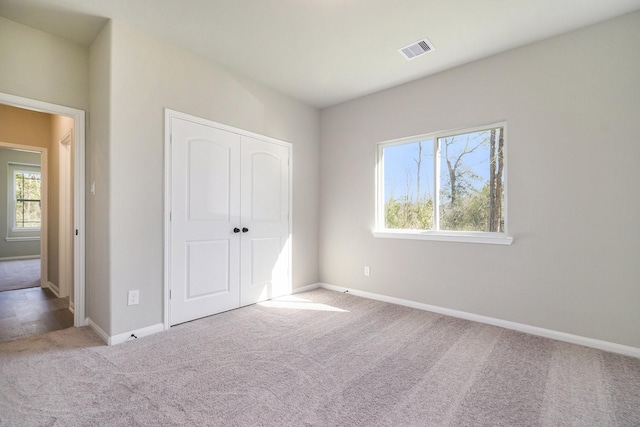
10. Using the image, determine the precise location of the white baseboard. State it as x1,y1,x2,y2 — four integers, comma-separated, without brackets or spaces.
47,281,61,297
291,283,321,294
0,255,40,261
86,318,164,346
87,317,110,345
314,282,640,359
109,323,165,346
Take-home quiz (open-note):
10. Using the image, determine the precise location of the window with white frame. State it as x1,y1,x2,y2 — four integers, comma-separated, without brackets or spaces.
9,165,42,231
375,123,511,244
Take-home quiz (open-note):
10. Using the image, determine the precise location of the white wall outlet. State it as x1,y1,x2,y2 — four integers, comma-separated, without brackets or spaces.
128,290,140,306
364,266,371,277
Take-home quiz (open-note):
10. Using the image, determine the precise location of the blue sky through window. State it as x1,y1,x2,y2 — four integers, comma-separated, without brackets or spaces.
383,130,496,204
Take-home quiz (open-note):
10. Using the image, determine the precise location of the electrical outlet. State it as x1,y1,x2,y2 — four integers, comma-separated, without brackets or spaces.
364,266,371,277
128,290,139,306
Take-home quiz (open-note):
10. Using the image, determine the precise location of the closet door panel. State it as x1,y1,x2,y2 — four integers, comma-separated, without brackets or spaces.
170,117,241,326
240,136,291,306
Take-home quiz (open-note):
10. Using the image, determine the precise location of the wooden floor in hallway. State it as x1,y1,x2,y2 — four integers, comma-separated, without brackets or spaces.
0,287,73,343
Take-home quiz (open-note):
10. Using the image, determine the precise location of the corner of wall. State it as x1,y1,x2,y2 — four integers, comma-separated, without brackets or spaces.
87,19,113,336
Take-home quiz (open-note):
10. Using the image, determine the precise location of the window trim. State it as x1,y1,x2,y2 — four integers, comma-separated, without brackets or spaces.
372,230,513,245
374,122,512,245
5,236,40,242
8,163,42,233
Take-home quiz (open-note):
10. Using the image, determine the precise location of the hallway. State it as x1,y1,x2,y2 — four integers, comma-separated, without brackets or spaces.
0,287,73,343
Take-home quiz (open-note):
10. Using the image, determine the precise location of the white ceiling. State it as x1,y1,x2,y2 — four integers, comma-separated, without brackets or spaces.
2,0,639,108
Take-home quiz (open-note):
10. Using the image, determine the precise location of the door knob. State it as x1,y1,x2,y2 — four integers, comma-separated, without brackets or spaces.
233,227,240,233
242,227,249,233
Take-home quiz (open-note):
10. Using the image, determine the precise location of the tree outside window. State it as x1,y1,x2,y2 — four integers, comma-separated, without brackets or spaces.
14,170,42,229
379,124,506,234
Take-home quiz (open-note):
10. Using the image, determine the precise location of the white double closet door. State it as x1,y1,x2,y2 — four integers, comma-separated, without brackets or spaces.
168,112,291,326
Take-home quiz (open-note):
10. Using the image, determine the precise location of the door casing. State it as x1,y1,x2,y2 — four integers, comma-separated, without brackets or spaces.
0,92,86,327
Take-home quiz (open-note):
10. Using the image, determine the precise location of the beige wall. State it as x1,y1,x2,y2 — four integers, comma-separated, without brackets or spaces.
0,105,50,259
0,103,51,148
319,12,640,348
0,103,75,293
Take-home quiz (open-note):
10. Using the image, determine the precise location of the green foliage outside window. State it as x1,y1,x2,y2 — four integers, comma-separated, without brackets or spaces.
15,171,41,229
381,126,505,233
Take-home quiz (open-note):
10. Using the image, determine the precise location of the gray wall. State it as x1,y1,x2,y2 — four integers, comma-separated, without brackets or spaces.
1,16,91,317
319,12,640,348
3,10,637,350
0,17,85,295
1,15,321,338
87,21,112,335
0,148,41,259
103,20,320,336
0,16,89,112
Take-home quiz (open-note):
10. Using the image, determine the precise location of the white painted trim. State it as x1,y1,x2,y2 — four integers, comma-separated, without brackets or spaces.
291,283,321,294
87,318,164,346
73,107,87,327
47,281,60,297
87,317,109,345
0,255,40,261
163,111,172,331
59,129,73,298
372,230,513,245
10,227,41,233
109,323,165,346
316,283,640,359
7,162,42,234
4,236,40,242
165,109,293,148
0,92,87,327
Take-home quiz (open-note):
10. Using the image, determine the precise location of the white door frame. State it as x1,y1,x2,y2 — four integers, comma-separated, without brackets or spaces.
59,130,73,299
0,92,87,327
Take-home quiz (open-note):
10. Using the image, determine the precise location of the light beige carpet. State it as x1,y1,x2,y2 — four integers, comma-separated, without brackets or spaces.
0,288,638,426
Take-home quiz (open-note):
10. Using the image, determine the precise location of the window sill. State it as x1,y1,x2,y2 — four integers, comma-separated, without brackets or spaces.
11,228,41,233
372,230,513,245
5,236,40,242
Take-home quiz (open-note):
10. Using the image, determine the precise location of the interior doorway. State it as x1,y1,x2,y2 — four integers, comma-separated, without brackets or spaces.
0,92,86,328
0,143,46,292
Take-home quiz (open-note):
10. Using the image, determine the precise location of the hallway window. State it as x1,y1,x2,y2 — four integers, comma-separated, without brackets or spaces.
12,168,41,230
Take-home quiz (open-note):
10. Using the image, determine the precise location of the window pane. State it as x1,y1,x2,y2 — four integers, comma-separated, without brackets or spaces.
438,127,504,232
15,201,41,228
19,172,41,199
14,170,42,229
383,140,434,230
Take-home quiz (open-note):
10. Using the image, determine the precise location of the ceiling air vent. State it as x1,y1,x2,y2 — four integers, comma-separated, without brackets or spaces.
399,38,435,60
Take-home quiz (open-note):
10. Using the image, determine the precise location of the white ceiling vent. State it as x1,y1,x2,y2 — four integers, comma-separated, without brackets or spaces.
399,38,435,60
